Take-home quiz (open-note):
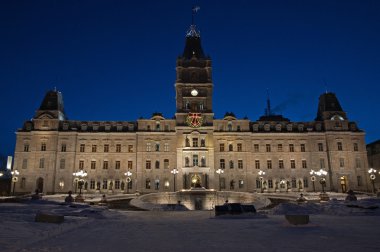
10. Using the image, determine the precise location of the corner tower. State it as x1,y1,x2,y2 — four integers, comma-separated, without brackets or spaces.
175,24,213,127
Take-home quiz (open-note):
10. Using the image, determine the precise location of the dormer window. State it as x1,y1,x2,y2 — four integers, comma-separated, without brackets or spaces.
105,124,111,131
228,122,232,131
287,124,293,131
264,124,270,131
63,123,69,131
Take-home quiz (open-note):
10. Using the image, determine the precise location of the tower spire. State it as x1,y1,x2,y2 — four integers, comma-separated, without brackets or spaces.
187,6,201,37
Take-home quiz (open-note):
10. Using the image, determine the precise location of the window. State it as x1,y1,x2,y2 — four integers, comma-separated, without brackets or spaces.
238,160,243,169
268,179,273,189
116,144,121,152
91,161,96,169
90,180,95,190
24,144,29,152
201,157,206,167
185,157,190,167
79,160,84,169
92,145,97,152
355,158,361,168
201,139,205,147
353,143,359,152
39,158,45,168
229,144,233,151
220,143,225,152
104,144,109,152
61,144,66,152
302,160,307,169
255,160,260,169
22,159,27,169
339,158,345,168
164,179,170,189
220,159,225,169
277,144,283,152
229,160,234,169
146,160,151,169
228,123,232,131
291,178,297,188
239,180,244,189
192,138,198,147
237,143,242,152
103,180,108,190
318,143,324,152
164,143,169,152
256,179,261,189
337,142,343,151
300,144,306,152
266,144,271,152
155,161,160,169
185,137,190,147
279,160,284,169
357,176,362,186
193,155,199,166
103,161,109,170
155,143,160,152
128,161,133,169
254,144,259,152
156,122,160,131
80,144,85,152
267,160,272,169
164,159,169,169
303,177,309,188
289,144,294,152
320,158,325,169
146,143,151,152
115,161,121,170
146,179,151,189
128,145,133,152
115,180,120,190
230,180,235,189
41,143,46,151
290,159,296,169
59,159,65,169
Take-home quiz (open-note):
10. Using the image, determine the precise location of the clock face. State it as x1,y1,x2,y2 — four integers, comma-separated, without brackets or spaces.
191,89,198,96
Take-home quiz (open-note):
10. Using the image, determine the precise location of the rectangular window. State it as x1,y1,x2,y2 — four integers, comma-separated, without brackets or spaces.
146,143,151,152
355,158,361,168
267,160,272,169
291,178,297,188
266,144,271,152
318,143,324,152
268,179,273,189
91,161,96,169
164,159,169,169
357,176,362,186
60,159,65,169
320,158,325,169
115,161,121,170
92,145,97,152
256,179,261,189
238,160,243,169
339,158,345,168
39,158,45,168
104,144,109,152
193,155,199,166
220,143,225,152
103,180,108,190
277,144,283,152
303,177,309,188
128,145,133,152
155,160,160,169
229,160,234,169
116,144,121,153
254,144,259,152
24,144,29,152
192,138,198,147
164,143,169,152
289,144,294,152
22,159,28,169
115,180,121,190
302,160,307,169
220,159,225,169
237,143,242,152
128,161,133,170
300,144,306,152
279,160,284,169
41,143,46,151
290,159,296,169
337,142,343,151
146,160,151,169
79,160,84,169
239,180,244,189
103,160,109,169
80,144,85,152
90,180,95,190
61,144,66,152
255,160,260,169
155,143,160,151
353,143,359,152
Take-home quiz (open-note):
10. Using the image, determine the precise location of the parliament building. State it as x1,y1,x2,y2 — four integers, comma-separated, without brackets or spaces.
13,24,369,195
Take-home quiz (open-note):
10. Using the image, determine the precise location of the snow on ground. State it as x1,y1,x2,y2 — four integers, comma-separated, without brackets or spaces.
1,196,380,252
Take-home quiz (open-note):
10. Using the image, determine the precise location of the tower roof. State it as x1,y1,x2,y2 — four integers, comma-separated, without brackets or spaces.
182,25,206,59
315,92,347,121
34,89,67,120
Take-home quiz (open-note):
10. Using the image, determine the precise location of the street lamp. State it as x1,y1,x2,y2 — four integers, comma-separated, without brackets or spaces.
258,170,266,193
368,168,377,193
310,169,328,193
170,168,178,192
310,175,316,192
124,171,132,194
11,169,19,195
73,170,87,201
216,168,224,191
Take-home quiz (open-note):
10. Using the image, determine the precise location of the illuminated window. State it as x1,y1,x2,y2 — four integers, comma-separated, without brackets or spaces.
164,143,169,152
146,143,151,152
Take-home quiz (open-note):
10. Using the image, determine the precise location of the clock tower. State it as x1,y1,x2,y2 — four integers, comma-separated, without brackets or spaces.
175,24,213,127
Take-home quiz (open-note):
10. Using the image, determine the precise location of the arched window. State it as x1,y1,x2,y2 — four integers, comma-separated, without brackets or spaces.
229,144,233,151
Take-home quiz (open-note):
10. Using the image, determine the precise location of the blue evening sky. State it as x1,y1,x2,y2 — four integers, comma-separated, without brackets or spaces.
1,0,379,156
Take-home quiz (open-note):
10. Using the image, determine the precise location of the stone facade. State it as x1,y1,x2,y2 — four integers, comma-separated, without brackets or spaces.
13,25,369,194
367,140,380,191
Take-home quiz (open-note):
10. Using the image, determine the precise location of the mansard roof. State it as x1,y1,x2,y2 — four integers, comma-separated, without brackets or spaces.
34,90,67,120
316,92,347,121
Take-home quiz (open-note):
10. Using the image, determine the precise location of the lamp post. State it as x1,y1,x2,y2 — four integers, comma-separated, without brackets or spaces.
170,168,178,192
73,170,87,201
216,168,224,191
258,170,266,193
368,168,377,193
11,169,19,195
310,169,328,193
124,171,132,194
310,175,316,192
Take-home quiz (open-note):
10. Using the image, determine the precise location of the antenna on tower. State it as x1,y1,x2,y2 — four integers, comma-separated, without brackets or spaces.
323,79,328,94
265,89,272,116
